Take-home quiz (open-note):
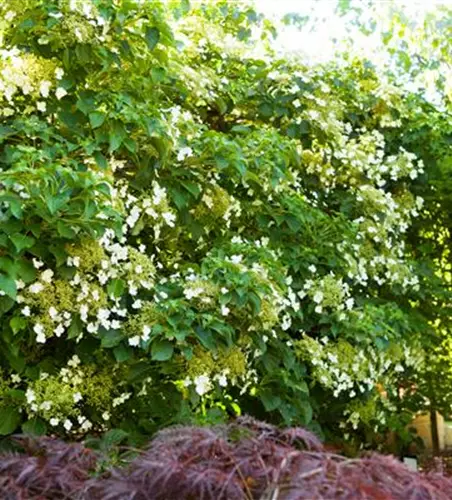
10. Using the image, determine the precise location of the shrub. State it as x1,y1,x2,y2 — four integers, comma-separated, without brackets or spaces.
0,0,450,447
0,419,451,499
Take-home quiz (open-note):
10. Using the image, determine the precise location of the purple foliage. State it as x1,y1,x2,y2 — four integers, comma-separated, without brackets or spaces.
0,435,97,499
1,418,452,499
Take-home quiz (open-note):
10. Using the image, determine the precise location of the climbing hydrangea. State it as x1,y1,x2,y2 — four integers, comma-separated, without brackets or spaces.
0,0,442,445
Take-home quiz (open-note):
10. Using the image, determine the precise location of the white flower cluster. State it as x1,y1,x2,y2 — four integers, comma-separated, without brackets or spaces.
24,356,93,433
116,181,177,239
0,48,64,115
183,365,258,398
299,335,424,402
299,271,354,318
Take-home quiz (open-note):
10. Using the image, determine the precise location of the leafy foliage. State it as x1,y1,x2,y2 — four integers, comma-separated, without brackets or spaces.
0,0,450,449
0,419,451,499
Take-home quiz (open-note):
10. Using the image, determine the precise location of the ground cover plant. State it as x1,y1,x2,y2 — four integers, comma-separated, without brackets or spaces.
0,0,450,455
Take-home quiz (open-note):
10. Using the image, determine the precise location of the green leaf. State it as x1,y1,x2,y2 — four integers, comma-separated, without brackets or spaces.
145,27,160,50
0,274,17,300
180,180,201,197
0,407,21,435
68,317,83,339
109,121,127,153
151,67,166,83
299,400,313,424
7,389,25,402
195,326,216,351
0,257,15,276
123,138,137,153
49,243,67,266
89,111,106,129
10,316,27,334
100,329,123,348
10,233,35,253
16,259,37,283
113,344,133,362
258,102,273,117
260,389,282,411
107,279,125,298
57,221,76,239
94,151,108,169
101,428,129,448
0,125,14,141
151,339,174,361
22,417,47,436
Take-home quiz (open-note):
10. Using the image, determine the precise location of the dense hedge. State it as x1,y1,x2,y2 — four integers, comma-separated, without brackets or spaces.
0,0,451,449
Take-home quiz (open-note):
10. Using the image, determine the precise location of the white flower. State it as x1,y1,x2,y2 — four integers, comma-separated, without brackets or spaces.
327,353,338,363
21,306,31,317
34,323,46,343
221,305,230,316
132,299,142,309
14,279,25,290
55,68,64,80
345,298,354,310
128,335,140,346
220,287,229,294
230,255,242,264
48,306,58,319
162,211,176,227
315,305,323,314
50,418,59,427
102,411,110,421
26,388,35,404
97,308,110,322
41,269,54,283
87,322,97,333
217,373,228,387
33,258,44,269
142,325,151,341
63,419,72,431
11,374,21,383
37,101,46,112
308,265,317,273
55,87,67,100
54,324,64,337
5,10,16,21
68,355,80,367
281,315,292,331
29,282,44,294
39,80,51,97
194,374,211,396
40,401,52,411
313,291,323,304
81,419,92,431
73,392,82,403
177,147,193,161
80,304,88,322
